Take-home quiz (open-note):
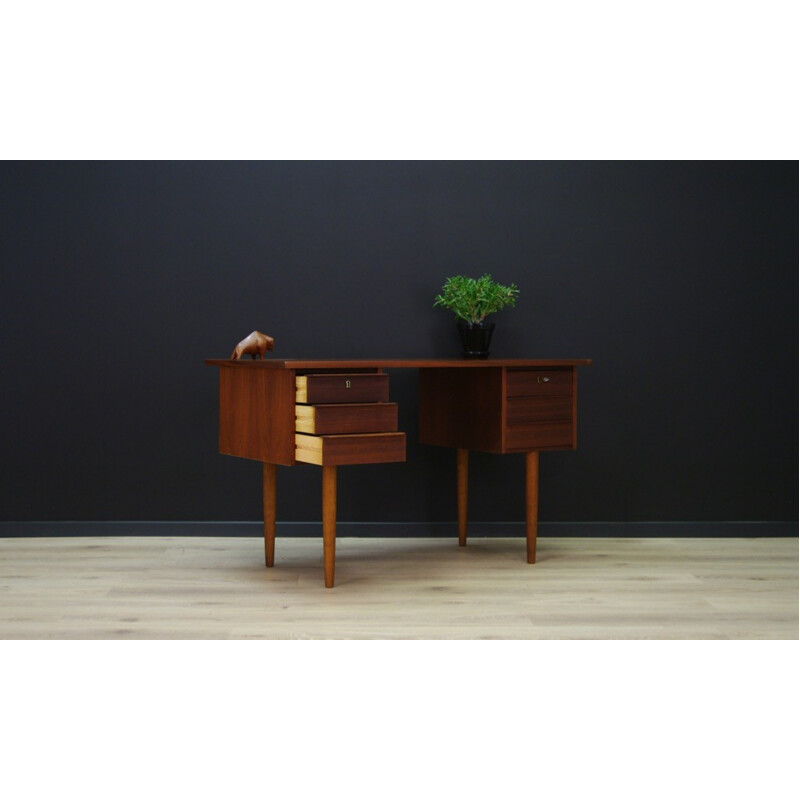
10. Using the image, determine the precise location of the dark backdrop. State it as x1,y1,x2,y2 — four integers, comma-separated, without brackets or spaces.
1,161,797,533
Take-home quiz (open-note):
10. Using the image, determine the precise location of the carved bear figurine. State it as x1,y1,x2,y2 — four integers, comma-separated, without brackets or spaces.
231,331,274,360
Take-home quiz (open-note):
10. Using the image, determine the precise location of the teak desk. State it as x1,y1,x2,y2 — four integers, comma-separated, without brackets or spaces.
206,358,591,587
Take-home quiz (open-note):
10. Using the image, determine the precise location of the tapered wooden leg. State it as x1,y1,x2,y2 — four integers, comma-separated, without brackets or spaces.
263,462,276,567
526,451,539,564
457,448,469,546
322,465,337,588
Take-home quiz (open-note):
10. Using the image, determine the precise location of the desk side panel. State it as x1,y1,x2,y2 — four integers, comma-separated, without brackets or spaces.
218,365,295,465
418,367,504,453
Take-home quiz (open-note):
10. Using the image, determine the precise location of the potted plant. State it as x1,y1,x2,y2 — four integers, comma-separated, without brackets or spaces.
433,273,519,358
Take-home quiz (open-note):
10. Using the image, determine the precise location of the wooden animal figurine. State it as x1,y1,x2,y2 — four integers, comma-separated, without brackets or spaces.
231,331,274,360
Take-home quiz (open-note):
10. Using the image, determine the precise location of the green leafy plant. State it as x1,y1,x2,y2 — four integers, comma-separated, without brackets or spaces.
433,273,520,324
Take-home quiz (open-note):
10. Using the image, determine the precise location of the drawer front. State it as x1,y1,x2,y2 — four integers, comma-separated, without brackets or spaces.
296,373,389,404
505,422,574,451
505,368,575,450
506,396,573,425
506,368,572,397
295,403,398,435
295,432,406,466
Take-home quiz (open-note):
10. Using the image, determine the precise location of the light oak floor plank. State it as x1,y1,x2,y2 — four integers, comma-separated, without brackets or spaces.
0,536,796,639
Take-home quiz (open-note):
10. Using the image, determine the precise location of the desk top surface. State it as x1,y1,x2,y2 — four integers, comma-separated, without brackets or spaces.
206,358,592,369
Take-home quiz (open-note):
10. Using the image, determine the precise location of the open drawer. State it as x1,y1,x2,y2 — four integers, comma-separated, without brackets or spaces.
295,432,406,466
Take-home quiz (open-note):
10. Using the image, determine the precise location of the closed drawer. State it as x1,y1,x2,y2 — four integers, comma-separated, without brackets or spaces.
295,402,398,435
506,422,573,451
296,373,389,404
506,396,572,425
295,432,406,466
506,368,572,397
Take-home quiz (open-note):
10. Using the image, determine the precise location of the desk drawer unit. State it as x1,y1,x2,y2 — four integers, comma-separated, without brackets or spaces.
295,372,405,466
418,366,578,454
504,368,575,451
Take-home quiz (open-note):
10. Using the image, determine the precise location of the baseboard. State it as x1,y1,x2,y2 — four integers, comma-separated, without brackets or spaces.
0,521,796,537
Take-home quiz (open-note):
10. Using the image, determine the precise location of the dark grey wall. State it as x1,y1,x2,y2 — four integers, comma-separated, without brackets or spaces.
1,162,797,531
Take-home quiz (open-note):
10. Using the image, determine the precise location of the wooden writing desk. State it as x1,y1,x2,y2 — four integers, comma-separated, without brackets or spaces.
206,358,591,587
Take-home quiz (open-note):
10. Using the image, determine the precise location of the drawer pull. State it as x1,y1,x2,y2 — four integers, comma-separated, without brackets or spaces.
538,376,550,383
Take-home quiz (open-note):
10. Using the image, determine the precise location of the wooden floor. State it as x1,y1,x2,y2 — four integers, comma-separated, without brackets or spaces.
0,536,796,639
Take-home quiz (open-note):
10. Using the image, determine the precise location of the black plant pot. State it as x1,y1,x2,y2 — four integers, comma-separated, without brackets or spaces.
457,321,495,359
